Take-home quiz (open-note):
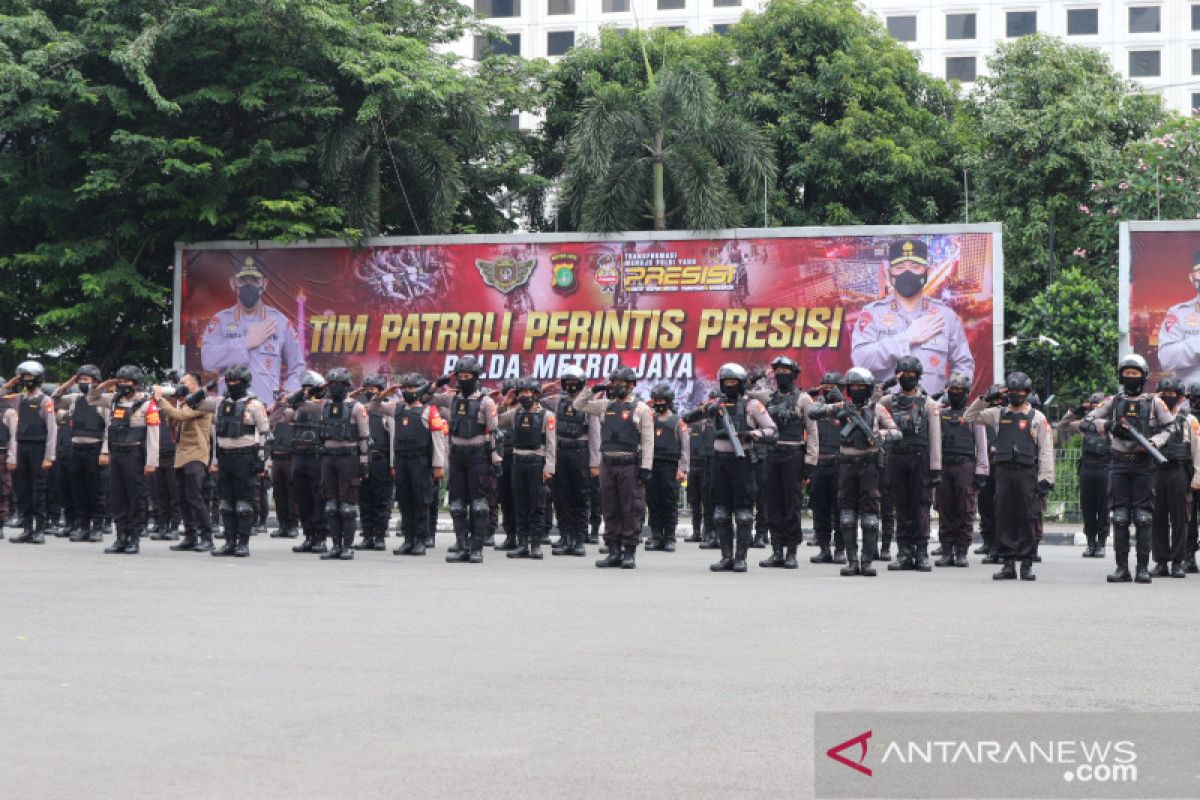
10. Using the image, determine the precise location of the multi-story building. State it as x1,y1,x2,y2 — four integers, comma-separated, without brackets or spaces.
447,0,1200,116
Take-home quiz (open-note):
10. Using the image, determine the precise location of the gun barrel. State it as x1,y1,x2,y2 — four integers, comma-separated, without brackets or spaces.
1128,427,1168,466
718,406,746,458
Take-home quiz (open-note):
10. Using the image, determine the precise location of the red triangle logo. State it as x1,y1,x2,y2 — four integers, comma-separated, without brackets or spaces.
826,730,873,777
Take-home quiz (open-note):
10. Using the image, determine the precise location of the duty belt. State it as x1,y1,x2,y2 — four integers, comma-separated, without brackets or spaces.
322,447,359,457
602,453,638,465
943,455,974,466
837,453,877,466
218,445,257,455
1112,451,1149,463
557,438,589,449
890,444,927,455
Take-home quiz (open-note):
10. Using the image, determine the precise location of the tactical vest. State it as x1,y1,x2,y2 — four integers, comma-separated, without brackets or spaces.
992,410,1037,466
321,400,359,442
16,395,47,442
839,403,876,451
768,389,805,443
512,409,546,449
368,411,390,453
1111,395,1152,437
601,400,640,453
653,413,681,460
450,395,486,439
70,396,106,440
393,405,432,455
888,394,929,451
108,400,147,446
215,398,249,439
713,398,749,441
1155,412,1192,462
1080,429,1110,461
940,407,976,461
817,417,842,457
272,419,295,453
556,395,586,439
293,407,322,451
688,421,715,462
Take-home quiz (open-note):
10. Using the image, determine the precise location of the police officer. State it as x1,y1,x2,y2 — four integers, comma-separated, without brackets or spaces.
690,364,777,573
807,372,844,563
1082,355,1177,584
1156,247,1200,386
754,357,818,569
3,363,57,543
267,390,300,539
807,367,901,576
1187,381,1200,573
287,371,329,554
685,391,717,548
44,384,70,538
187,364,270,557
491,378,517,551
973,384,1004,564
200,254,304,402
1149,378,1200,578
575,366,654,569
0,384,13,538
431,357,500,564
1057,392,1110,558
644,384,689,553
52,366,109,543
879,356,942,572
89,367,159,554
499,378,557,559
934,373,989,568
154,373,216,552
354,375,394,551
964,373,1055,580
149,388,181,541
316,367,370,560
372,373,448,556
542,366,599,558
851,238,975,397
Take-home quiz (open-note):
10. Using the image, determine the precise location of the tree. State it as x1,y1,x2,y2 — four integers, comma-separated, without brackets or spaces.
729,0,962,226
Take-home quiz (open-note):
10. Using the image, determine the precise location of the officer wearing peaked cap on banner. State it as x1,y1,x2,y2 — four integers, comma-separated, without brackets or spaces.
201,254,305,403
852,238,974,396
1156,248,1200,387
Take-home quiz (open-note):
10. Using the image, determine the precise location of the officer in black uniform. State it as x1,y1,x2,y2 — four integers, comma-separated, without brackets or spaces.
354,374,393,551
89,366,159,554
545,365,597,557
500,378,557,559
149,396,181,541
807,372,844,562
4,362,57,542
685,391,717,547
288,371,328,553
1149,378,1200,578
53,366,108,543
491,377,517,551
1057,392,1110,558
318,367,370,560
934,373,988,568
645,384,688,552
1082,354,1176,584
267,392,300,538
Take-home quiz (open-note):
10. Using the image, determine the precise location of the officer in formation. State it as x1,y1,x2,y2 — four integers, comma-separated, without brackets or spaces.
315,368,370,560
684,391,717,548
286,371,330,553
933,373,989,568
1147,378,1200,578
51,366,108,543
492,377,517,551
89,367,159,554
154,372,216,552
807,372,844,565
149,387,182,541
498,379,556,559
0,381,13,539
645,384,689,553
1056,392,1110,558
266,389,300,540
355,375,394,551
3,363,57,543
541,366,598,558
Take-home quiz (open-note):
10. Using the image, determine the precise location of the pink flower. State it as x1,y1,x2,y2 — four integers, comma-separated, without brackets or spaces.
1078,204,1090,214
1118,182,1129,190
1073,248,1087,257
1109,207,1120,216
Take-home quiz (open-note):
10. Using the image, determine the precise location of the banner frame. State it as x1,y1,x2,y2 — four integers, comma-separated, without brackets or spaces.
1119,219,1200,362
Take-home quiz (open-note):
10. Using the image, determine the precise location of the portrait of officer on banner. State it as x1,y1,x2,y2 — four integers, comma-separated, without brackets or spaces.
850,237,975,396
200,253,305,400
1156,248,1200,387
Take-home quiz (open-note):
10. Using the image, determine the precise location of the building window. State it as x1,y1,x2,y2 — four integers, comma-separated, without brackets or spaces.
945,13,976,40
475,0,520,17
887,15,917,42
1194,4,1200,30
1006,11,1036,37
1192,93,1200,116
1128,50,1161,78
713,0,741,6
474,33,521,59
547,30,575,55
497,114,520,131
1066,8,1098,35
548,0,574,14
1128,6,1161,33
657,0,685,9
945,56,976,82
1193,48,1200,75
712,23,732,35
602,0,629,11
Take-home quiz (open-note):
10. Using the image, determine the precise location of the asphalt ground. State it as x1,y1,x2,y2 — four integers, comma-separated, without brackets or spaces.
1,529,1196,799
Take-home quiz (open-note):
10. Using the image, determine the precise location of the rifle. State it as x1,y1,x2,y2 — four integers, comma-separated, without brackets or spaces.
1125,423,1168,466
840,402,881,450
713,404,746,459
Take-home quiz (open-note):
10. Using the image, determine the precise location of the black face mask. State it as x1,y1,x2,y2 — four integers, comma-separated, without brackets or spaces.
238,284,262,309
775,372,795,392
722,384,742,400
401,390,419,404
848,386,871,403
654,402,669,414
1120,375,1145,396
1162,393,1182,409
1008,392,1028,407
114,383,133,397
898,375,920,392
892,270,926,298
518,396,535,410
21,378,38,391
947,390,966,409
458,378,477,396
77,381,94,392
562,380,582,395
308,386,325,399
226,382,247,400
329,384,348,401
609,384,629,399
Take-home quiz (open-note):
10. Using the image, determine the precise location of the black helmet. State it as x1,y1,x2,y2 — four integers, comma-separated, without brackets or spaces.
455,357,484,376
401,372,426,388
1118,354,1149,377
114,365,145,385
1005,372,1033,392
894,355,923,376
300,370,325,388
1157,376,1184,394
16,360,45,381
650,383,675,403
609,365,638,383
844,367,874,386
771,356,800,373
717,363,748,383
77,364,102,381
946,373,971,391
560,365,585,384
516,377,540,394
225,363,253,385
501,378,517,394
820,371,843,386
325,367,353,385
363,374,387,390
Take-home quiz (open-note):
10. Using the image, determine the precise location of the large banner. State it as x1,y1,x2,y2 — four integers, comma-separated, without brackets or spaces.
1122,221,1200,385
176,226,1000,405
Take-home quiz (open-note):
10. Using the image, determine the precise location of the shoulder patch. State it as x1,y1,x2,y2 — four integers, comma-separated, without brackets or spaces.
547,415,556,432
1163,313,1179,333
857,311,873,331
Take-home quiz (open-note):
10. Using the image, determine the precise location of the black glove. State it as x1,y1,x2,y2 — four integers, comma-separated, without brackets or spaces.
435,374,451,388
185,389,206,409
639,468,652,484
491,462,503,478
706,403,724,419
1078,418,1097,434
1071,405,1087,418
825,388,843,404
972,474,988,491
592,384,608,395
833,404,852,422
985,387,1003,403
925,469,941,489
1037,479,1053,498
1111,419,1132,440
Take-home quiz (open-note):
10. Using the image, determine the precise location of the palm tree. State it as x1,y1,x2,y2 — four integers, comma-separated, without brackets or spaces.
560,53,776,232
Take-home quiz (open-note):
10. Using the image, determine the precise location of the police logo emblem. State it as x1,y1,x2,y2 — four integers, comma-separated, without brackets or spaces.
476,257,536,294
551,253,579,297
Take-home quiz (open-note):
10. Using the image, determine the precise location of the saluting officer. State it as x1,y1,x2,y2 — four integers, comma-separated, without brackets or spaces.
3,363,57,543
372,373,448,556
807,372,844,564
316,368,370,561
644,384,689,553
574,366,655,569
1149,378,1200,578
154,373,216,552
542,366,599,558
964,373,1055,581
52,366,109,543
491,377,517,551
89,367,159,554
933,373,989,568
267,391,300,539
1081,355,1177,584
1057,392,1111,558
685,391,717,548
498,378,557,560
878,356,942,572
287,371,329,554
354,375,394,551
807,367,901,576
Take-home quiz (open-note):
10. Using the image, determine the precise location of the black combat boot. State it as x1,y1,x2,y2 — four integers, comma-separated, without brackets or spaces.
620,543,637,569
992,559,1017,580
930,544,944,556
123,529,140,554
783,546,798,569
1107,552,1132,583
171,533,198,551
759,547,786,568
974,542,990,555
954,545,969,567
888,545,914,571
1134,555,1152,584
832,546,847,564
810,547,834,564
1019,559,1035,581
529,536,543,559
1184,555,1198,574
507,532,530,559
934,545,955,567
913,545,932,572
878,535,893,562
1148,562,1169,578
394,533,414,555
751,530,767,549
859,556,876,577
446,531,471,562
1171,561,1187,578
104,532,128,554
596,543,623,568
840,557,861,577
320,514,343,560
570,532,586,557
410,532,426,555
233,532,251,558
195,531,215,552
69,520,91,543
710,543,734,572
